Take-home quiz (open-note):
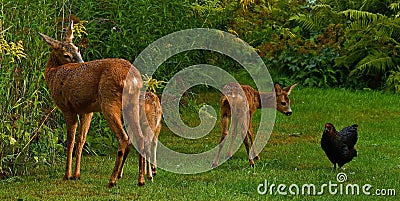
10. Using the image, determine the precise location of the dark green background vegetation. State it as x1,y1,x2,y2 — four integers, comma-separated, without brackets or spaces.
0,0,399,199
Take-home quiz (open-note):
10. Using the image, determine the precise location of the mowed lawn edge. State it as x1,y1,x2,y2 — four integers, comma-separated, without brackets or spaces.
1,87,399,200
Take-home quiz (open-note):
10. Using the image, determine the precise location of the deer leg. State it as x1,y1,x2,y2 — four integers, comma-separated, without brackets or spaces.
247,114,259,161
136,118,147,186
117,143,132,179
152,122,161,175
142,116,154,182
227,116,238,159
243,135,254,167
241,118,254,167
138,153,145,186
130,113,146,186
143,138,153,182
146,150,153,182
74,112,93,180
124,90,146,186
212,114,230,168
140,123,153,182
103,106,129,188
63,113,78,181
151,136,158,175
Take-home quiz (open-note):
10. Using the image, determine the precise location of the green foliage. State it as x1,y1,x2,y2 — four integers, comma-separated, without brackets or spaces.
386,70,400,93
290,4,343,33
350,50,396,76
295,49,341,87
0,0,71,177
290,13,321,32
288,1,400,90
266,46,341,87
335,7,400,89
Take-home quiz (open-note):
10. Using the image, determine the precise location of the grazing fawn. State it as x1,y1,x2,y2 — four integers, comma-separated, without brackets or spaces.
212,82,297,168
39,21,160,187
122,89,162,184
139,92,162,179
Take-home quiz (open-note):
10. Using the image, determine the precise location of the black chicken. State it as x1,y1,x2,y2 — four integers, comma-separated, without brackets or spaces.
321,123,358,169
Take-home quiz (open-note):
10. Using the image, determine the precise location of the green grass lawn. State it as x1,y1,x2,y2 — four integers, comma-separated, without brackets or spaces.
1,87,399,200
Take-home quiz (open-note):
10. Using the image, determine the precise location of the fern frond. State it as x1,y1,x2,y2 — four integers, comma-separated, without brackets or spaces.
347,18,371,30
389,2,400,11
290,14,320,32
385,18,400,40
375,22,395,38
335,49,367,68
396,12,400,19
385,70,400,93
312,3,337,15
340,9,386,21
350,51,394,76
346,14,399,42
290,3,341,32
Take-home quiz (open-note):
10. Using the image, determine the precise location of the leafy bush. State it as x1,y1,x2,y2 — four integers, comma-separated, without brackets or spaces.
0,2,62,176
386,70,400,93
335,9,400,89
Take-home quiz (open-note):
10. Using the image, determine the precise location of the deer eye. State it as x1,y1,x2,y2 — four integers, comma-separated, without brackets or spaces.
281,102,286,106
64,54,71,59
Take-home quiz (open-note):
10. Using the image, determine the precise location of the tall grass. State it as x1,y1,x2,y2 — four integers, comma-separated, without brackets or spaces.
0,0,63,176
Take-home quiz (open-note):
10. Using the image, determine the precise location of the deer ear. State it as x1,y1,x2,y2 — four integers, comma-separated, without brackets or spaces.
274,83,282,94
39,32,61,49
283,83,297,95
65,21,74,43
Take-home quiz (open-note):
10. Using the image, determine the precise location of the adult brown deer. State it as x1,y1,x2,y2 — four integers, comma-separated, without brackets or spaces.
212,82,297,168
39,21,159,187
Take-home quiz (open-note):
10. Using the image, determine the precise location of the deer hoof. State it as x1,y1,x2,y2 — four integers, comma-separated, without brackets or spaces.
73,176,80,180
107,182,116,188
211,163,218,168
63,175,73,181
117,169,124,179
254,156,260,161
249,159,255,168
138,181,145,186
151,167,157,176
